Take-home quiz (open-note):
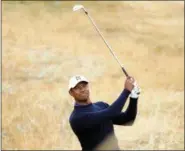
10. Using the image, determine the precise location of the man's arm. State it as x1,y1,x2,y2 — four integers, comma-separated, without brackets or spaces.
112,84,140,125
70,89,131,129
112,97,138,125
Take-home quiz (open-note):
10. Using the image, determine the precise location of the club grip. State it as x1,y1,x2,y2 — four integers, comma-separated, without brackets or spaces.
122,67,129,77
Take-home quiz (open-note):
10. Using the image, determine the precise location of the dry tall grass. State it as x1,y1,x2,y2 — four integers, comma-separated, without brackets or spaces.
2,1,184,150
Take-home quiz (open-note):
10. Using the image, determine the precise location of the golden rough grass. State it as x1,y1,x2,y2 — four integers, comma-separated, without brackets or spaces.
2,1,184,150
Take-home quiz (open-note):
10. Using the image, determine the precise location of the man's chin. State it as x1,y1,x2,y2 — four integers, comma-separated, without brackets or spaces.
78,97,89,103
79,99,88,103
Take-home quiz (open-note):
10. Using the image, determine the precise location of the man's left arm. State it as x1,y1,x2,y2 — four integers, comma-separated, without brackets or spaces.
112,97,138,125
112,83,140,125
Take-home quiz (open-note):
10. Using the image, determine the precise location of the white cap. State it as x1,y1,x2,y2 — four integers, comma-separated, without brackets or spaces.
68,75,89,91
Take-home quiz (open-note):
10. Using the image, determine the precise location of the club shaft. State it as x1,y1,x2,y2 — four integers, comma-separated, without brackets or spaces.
83,9,129,77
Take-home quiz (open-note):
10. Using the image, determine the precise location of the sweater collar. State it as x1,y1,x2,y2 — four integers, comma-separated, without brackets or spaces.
74,102,93,108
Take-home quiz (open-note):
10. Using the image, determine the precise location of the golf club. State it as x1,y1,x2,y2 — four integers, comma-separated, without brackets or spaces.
73,4,129,77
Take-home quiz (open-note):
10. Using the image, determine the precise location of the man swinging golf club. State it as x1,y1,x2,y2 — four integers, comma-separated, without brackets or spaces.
69,5,140,150
68,75,140,150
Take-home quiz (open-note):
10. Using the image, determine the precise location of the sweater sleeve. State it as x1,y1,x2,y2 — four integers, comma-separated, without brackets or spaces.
112,97,138,125
71,89,130,128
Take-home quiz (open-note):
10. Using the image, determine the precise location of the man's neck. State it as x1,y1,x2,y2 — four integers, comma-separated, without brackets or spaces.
75,98,92,105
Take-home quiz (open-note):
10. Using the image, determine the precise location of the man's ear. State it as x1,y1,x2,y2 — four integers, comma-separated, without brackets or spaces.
69,89,73,97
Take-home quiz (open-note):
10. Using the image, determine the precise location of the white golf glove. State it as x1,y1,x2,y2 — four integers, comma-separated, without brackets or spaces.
130,81,141,99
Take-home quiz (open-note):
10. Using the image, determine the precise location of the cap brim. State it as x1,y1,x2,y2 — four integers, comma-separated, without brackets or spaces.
69,80,88,91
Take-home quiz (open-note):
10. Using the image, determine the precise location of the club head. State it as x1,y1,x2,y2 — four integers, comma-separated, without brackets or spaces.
73,5,84,12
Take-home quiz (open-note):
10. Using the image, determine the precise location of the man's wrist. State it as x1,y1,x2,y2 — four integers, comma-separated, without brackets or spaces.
123,88,132,94
130,92,139,99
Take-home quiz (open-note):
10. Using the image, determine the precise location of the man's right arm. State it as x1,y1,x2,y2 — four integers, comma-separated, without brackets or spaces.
70,89,131,129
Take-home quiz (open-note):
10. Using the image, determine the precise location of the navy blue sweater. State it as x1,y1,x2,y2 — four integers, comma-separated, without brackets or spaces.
69,89,138,150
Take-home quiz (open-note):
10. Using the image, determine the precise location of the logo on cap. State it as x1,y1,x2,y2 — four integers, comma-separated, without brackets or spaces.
76,76,81,81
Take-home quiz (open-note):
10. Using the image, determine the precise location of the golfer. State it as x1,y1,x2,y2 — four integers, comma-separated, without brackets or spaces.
68,75,140,150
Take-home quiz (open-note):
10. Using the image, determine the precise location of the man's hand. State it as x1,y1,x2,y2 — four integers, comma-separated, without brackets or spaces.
124,76,135,92
130,81,141,99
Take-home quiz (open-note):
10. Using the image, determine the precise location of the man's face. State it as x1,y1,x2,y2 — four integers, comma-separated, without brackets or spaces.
69,81,90,102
